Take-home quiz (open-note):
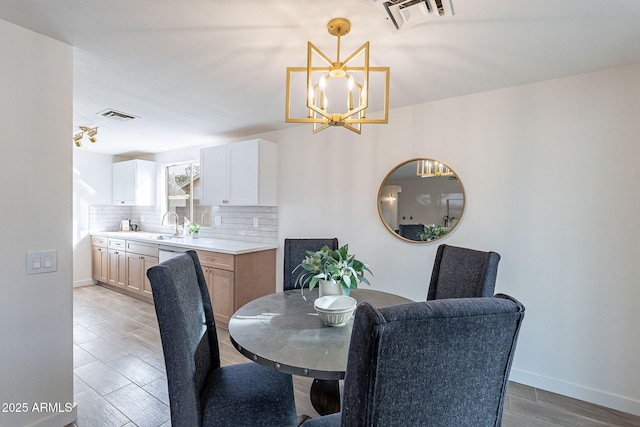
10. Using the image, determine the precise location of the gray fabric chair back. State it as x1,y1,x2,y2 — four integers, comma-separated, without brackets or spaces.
398,223,425,240
341,294,525,427
427,244,501,300
283,238,339,291
146,251,220,426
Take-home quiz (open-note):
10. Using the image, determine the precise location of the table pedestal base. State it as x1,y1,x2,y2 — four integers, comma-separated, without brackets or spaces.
310,379,342,416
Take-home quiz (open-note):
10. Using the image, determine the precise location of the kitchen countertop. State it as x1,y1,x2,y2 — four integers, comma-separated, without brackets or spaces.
92,231,278,255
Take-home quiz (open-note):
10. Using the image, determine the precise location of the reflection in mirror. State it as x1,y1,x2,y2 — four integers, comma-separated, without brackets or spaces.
378,159,465,243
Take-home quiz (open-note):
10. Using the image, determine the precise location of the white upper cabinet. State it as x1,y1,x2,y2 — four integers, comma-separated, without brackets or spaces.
112,159,156,206
200,139,278,206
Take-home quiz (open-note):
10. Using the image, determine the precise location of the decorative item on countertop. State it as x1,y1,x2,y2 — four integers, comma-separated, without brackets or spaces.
186,221,201,239
314,295,357,327
293,244,372,298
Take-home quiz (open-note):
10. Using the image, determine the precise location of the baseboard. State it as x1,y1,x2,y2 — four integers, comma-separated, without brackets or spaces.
73,279,97,288
510,368,640,417
26,403,77,427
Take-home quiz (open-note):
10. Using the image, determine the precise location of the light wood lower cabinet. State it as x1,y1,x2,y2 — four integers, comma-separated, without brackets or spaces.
91,237,109,283
107,249,127,289
91,237,276,313
126,252,159,298
203,266,235,327
92,237,158,302
125,240,159,300
107,238,128,289
197,249,275,329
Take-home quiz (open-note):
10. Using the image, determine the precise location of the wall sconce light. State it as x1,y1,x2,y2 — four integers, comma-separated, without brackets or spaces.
74,126,98,147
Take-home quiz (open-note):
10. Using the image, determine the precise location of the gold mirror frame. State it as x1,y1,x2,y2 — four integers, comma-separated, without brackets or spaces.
377,158,465,244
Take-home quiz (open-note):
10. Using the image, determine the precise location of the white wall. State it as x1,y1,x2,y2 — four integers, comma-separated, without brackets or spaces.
73,151,113,286
0,19,76,426
260,64,640,415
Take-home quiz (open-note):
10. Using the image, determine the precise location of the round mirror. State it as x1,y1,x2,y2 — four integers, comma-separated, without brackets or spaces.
377,158,465,243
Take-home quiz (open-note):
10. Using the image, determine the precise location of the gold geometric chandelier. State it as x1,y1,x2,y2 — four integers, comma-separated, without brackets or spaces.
73,126,98,147
285,18,390,134
416,159,455,177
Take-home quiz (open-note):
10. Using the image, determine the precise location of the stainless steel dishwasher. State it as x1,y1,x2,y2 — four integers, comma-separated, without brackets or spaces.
158,245,189,263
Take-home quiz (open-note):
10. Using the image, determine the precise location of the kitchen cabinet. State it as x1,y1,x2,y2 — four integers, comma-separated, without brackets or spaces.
107,238,127,289
125,241,159,299
196,248,275,328
92,237,158,302
112,159,156,206
91,236,108,283
203,267,235,326
200,138,277,206
91,234,275,312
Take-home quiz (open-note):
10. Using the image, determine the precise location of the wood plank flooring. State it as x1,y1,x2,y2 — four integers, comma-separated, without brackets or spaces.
72,285,640,426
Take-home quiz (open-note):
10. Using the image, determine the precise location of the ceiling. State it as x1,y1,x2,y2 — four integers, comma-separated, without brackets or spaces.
2,0,640,156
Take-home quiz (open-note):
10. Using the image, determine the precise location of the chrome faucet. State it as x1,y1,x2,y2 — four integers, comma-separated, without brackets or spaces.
161,212,181,236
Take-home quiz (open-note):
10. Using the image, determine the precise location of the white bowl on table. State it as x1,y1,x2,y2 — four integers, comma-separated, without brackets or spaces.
314,295,357,327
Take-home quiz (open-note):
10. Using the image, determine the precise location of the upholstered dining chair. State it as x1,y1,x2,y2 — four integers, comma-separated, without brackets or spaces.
283,238,339,291
398,223,425,240
146,251,298,427
427,244,501,300
301,294,525,427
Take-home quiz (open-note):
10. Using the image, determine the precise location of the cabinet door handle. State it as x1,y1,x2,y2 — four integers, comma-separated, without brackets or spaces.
139,256,144,260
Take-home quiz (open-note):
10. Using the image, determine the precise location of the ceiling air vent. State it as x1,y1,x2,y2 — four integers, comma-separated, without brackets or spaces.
374,0,454,31
97,109,139,122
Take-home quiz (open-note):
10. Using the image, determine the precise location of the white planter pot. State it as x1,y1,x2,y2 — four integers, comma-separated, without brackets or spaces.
318,279,344,297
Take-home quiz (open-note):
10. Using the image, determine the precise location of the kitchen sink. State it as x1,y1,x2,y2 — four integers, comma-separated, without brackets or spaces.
155,235,187,240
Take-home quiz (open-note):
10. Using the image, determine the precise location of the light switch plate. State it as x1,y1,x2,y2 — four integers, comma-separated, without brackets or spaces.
26,250,57,275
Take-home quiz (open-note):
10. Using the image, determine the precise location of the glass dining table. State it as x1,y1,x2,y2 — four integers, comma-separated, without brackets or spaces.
228,287,412,415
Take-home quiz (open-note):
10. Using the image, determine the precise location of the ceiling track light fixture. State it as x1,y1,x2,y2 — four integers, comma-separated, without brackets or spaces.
286,18,390,134
74,126,98,147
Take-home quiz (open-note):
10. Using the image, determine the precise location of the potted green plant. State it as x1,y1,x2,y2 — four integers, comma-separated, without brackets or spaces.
293,244,372,296
187,221,201,239
419,224,448,241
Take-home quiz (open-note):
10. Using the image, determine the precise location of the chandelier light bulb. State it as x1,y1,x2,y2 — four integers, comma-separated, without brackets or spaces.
319,75,327,90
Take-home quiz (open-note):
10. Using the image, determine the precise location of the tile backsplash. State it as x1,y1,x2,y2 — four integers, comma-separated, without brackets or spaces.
89,205,278,244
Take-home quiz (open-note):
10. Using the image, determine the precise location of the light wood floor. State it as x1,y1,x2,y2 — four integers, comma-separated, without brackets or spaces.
73,285,639,427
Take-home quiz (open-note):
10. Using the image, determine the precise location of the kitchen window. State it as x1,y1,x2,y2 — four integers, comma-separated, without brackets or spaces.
166,161,211,228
